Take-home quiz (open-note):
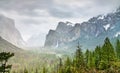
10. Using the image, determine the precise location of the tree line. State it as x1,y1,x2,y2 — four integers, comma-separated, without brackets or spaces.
1,37,120,73
53,37,120,73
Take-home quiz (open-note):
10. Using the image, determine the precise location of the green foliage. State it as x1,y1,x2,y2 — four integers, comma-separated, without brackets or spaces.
50,37,120,73
85,49,90,68
101,37,116,69
0,52,14,73
65,57,71,67
116,39,120,59
24,68,28,73
98,60,108,70
89,51,95,68
42,67,47,73
94,46,101,68
73,45,85,68
65,66,72,73
8,37,120,73
102,37,116,61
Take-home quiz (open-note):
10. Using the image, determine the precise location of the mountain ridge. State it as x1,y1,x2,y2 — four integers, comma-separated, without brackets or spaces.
44,7,120,49
0,36,22,52
0,14,25,47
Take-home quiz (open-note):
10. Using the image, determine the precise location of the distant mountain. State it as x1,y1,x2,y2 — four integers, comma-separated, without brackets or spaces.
0,15,25,47
44,7,120,50
27,33,45,47
0,36,21,52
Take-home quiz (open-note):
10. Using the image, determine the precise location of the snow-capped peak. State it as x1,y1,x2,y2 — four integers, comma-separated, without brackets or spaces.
103,24,111,31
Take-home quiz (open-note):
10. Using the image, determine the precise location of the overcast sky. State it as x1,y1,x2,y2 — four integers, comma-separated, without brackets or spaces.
0,0,120,46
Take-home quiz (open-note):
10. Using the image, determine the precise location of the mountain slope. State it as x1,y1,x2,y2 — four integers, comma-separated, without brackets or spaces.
0,36,22,52
0,15,25,47
44,7,120,50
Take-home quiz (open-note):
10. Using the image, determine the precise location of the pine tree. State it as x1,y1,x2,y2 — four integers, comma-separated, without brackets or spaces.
64,57,72,73
65,57,71,67
0,52,14,73
94,46,101,68
59,58,63,68
116,39,120,59
101,37,116,68
74,44,85,68
88,51,95,69
85,49,90,68
91,51,96,68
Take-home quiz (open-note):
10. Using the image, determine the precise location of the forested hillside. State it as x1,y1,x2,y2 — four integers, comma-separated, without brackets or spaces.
1,37,119,73
50,37,120,73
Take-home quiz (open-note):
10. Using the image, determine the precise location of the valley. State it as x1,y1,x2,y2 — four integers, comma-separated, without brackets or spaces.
0,2,120,73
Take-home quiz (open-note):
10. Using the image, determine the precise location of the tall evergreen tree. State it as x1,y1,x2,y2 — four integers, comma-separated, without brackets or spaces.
65,57,71,67
87,51,95,69
59,58,63,68
74,44,85,68
91,51,96,68
57,57,64,73
94,46,101,68
64,57,72,73
116,39,120,59
101,37,116,68
85,49,90,68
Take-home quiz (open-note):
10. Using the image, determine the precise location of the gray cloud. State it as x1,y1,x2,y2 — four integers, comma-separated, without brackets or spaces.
0,0,54,16
0,0,120,18
48,6,74,18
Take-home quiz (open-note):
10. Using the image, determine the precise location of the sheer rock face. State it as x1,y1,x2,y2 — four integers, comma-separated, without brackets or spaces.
0,15,25,47
44,22,75,47
45,8,120,49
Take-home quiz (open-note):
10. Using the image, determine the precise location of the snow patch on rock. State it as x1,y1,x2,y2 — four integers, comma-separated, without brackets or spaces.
115,32,120,37
103,24,110,31
98,15,104,20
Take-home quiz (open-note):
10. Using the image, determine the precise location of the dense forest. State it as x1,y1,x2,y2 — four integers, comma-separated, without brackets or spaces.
51,37,120,73
1,37,120,73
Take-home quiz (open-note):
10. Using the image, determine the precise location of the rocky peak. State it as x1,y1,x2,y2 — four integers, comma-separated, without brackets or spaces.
47,30,57,36
0,15,25,47
56,21,73,33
